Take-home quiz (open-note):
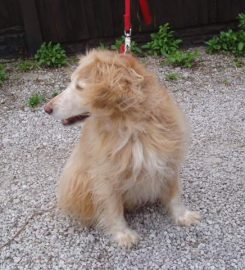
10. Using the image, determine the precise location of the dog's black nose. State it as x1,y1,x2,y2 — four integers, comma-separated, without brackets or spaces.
44,104,53,114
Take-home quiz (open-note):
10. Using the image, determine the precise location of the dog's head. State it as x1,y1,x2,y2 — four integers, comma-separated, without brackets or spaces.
44,50,154,125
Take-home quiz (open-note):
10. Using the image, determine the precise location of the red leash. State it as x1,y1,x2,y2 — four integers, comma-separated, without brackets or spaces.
120,0,152,53
139,0,152,25
124,0,132,32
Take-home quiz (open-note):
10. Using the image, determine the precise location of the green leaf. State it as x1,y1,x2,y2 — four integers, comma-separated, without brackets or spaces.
34,42,67,68
206,17,245,56
238,42,244,51
142,23,181,56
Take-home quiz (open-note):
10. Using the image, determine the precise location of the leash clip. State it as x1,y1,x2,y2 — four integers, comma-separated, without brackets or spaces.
124,29,131,53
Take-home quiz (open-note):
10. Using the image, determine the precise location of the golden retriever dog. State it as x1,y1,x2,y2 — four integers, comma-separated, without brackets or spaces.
44,50,200,247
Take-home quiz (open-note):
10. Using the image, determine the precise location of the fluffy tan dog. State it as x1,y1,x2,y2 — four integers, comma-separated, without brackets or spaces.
44,50,200,247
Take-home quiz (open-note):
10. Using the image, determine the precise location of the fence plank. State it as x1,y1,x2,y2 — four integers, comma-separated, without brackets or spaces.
110,0,124,37
0,0,23,30
92,0,114,38
36,0,90,42
19,0,42,55
83,0,98,39
1,0,245,56
216,0,245,23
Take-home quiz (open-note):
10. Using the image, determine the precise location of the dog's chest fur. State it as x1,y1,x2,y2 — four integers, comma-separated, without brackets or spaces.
122,136,172,206
87,120,177,207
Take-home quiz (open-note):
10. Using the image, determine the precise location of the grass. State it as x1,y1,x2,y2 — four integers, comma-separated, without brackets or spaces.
67,55,79,65
52,91,59,97
165,72,179,81
35,42,68,68
206,13,245,56
223,79,231,86
165,50,199,68
28,94,45,107
234,58,245,68
18,60,39,72
142,23,181,56
0,64,7,86
98,42,109,50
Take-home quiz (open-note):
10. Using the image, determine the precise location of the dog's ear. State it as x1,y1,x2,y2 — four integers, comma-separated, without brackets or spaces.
113,66,145,111
82,53,146,113
85,69,145,114
86,82,114,110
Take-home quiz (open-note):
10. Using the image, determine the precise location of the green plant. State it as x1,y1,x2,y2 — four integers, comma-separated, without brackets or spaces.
98,42,109,50
0,64,7,86
67,55,79,65
111,37,124,51
142,23,182,56
165,72,179,81
206,36,221,53
52,91,59,97
165,50,199,68
238,13,245,30
35,42,68,68
206,13,245,56
18,60,38,72
234,58,245,68
223,79,231,86
206,30,245,56
28,94,45,107
111,36,143,55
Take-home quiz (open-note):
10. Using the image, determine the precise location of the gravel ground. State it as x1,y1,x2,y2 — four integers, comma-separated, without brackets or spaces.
0,48,244,270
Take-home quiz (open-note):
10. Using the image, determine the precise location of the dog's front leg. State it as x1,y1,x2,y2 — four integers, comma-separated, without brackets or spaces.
96,192,139,248
161,177,201,226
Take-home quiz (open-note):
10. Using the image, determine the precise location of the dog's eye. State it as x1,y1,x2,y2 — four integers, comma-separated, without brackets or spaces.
76,84,84,91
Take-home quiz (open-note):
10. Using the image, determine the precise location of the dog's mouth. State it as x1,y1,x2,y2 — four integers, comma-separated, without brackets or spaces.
61,113,90,126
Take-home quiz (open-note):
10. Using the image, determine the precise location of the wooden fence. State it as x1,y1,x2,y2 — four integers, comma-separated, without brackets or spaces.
0,0,244,57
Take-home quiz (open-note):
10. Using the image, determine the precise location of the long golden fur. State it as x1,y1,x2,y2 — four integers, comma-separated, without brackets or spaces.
44,50,200,247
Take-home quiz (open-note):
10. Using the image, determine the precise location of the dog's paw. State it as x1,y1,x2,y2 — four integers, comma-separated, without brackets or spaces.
175,210,201,226
113,229,139,248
